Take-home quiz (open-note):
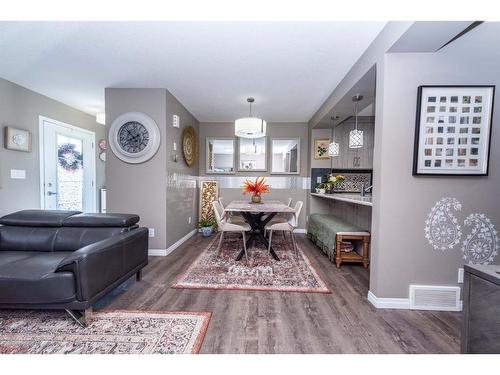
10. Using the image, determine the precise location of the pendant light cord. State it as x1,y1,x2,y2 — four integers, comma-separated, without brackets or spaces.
355,100,358,131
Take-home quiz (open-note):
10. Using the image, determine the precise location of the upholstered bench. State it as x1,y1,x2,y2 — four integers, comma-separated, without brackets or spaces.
307,213,370,268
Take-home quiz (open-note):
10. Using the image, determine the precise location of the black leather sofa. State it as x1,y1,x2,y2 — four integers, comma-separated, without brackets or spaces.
0,210,148,325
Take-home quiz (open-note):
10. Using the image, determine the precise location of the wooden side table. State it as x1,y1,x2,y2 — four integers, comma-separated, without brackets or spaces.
335,233,370,269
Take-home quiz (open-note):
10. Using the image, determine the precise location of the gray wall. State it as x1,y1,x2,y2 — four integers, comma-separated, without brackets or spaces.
199,122,309,229
370,22,500,298
105,88,199,250
165,90,200,248
0,78,105,217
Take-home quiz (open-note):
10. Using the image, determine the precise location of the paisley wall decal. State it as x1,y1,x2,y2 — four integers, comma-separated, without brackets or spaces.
425,197,462,251
461,213,499,265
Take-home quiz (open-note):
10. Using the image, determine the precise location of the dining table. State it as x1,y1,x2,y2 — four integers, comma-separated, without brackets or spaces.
223,200,296,261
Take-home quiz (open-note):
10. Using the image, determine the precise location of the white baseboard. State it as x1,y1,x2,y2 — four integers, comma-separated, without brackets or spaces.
367,290,410,309
368,290,463,311
148,229,197,257
148,249,167,256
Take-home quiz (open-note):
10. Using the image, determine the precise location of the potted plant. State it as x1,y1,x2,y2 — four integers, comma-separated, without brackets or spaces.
315,182,327,194
325,174,345,193
242,176,271,204
198,217,216,237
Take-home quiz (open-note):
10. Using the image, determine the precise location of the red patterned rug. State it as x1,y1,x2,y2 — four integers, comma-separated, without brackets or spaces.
172,234,330,293
0,310,211,354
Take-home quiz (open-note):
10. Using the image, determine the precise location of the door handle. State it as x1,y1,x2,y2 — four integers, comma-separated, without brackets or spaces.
47,191,58,196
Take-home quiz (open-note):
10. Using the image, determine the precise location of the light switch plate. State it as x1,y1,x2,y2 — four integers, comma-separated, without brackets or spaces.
173,142,177,151
10,169,26,179
148,228,155,238
458,268,464,283
173,115,180,128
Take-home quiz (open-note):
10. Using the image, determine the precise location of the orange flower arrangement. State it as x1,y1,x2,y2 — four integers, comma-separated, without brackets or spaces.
242,177,270,203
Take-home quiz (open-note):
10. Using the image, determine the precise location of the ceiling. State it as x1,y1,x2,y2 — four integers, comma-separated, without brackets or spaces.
0,22,386,122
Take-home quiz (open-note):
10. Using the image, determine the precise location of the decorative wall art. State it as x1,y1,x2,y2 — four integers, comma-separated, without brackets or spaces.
425,197,499,265
413,86,495,176
314,139,330,160
424,197,462,251
182,126,197,167
461,213,499,265
4,126,31,152
199,180,219,222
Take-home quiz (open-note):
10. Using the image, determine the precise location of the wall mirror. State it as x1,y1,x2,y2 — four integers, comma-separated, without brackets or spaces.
271,138,300,174
206,138,235,173
238,136,267,171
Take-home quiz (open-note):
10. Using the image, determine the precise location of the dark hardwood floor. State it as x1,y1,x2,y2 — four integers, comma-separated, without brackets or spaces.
102,233,461,354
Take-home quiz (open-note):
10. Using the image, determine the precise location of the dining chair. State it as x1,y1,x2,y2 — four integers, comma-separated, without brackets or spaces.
212,201,251,262
265,201,303,257
218,197,244,223
264,197,293,238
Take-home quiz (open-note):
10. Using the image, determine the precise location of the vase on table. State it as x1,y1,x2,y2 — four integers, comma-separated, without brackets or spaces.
251,194,262,204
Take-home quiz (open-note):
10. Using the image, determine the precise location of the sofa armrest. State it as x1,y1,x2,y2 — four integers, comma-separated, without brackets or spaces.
56,227,148,301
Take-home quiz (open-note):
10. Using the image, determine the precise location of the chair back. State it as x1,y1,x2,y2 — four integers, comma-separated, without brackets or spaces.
287,197,293,207
212,201,225,229
218,197,225,210
288,201,303,228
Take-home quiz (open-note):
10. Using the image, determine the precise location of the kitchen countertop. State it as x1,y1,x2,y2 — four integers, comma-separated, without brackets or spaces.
310,192,373,207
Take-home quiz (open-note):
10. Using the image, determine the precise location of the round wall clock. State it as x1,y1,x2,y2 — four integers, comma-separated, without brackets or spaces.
182,126,197,167
109,112,160,164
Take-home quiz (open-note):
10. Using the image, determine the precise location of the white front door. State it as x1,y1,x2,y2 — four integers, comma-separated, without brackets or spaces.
39,117,96,212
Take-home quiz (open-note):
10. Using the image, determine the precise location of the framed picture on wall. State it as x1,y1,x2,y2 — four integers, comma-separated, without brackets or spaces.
413,85,495,176
313,139,330,160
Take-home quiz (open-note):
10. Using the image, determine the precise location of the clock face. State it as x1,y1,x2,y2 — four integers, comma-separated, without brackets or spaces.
109,112,160,164
118,121,150,153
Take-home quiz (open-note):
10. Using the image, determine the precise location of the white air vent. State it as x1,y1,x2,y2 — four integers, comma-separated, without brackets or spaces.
409,285,461,311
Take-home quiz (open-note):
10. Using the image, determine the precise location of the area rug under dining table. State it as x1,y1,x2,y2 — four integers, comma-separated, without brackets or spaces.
172,234,330,293
0,310,211,354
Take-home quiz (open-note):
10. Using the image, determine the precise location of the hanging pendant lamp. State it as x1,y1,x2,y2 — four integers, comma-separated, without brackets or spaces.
349,94,364,149
328,115,339,157
235,97,267,138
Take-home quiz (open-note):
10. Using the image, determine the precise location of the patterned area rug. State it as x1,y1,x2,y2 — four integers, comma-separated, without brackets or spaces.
172,234,330,293
0,310,211,354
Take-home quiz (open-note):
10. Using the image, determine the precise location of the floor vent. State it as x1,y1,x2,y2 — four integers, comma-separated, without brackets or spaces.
409,285,461,311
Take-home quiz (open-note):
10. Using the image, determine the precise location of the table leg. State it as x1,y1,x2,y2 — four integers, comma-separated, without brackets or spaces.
235,212,280,261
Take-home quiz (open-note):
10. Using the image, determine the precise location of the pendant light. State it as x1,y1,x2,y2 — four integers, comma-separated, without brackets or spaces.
235,97,267,138
349,94,364,149
328,115,340,157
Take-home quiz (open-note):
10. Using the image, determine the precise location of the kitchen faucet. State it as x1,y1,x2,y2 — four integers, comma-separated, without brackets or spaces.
360,183,372,197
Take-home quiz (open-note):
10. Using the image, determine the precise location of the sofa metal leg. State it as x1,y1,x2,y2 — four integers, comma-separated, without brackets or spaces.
65,307,93,328
136,269,143,281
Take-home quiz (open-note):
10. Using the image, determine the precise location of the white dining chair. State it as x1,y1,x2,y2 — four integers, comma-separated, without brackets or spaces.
218,197,244,223
265,201,303,257
212,201,251,262
264,197,293,238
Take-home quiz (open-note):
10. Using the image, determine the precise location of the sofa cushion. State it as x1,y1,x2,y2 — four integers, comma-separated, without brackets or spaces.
63,213,140,228
53,227,126,252
0,251,76,304
0,226,59,252
0,210,81,227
